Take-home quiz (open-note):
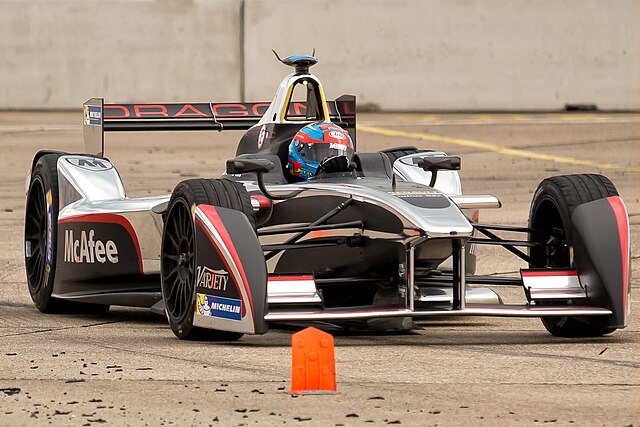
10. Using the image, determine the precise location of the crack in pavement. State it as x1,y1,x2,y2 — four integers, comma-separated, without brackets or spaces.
345,335,640,369
78,341,284,377
0,320,131,338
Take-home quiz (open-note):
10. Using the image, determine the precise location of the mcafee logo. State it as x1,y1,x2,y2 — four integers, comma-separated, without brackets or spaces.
196,266,229,291
64,229,119,264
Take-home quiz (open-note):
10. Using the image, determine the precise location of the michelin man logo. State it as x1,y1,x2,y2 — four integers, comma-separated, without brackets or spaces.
196,294,211,316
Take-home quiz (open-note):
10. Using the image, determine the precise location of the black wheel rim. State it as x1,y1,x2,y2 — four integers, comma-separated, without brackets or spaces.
25,179,47,293
531,198,570,268
162,199,195,322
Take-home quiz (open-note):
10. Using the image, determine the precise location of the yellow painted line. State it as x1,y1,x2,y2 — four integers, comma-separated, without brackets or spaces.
358,124,640,173
384,114,439,123
367,113,637,124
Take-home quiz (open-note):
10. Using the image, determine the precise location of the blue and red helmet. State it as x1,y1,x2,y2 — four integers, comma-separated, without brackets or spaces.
287,122,354,179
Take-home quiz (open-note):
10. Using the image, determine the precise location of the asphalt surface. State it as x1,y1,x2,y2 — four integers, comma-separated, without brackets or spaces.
0,112,638,426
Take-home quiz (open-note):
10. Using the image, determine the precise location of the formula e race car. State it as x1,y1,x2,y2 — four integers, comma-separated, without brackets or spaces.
24,54,630,340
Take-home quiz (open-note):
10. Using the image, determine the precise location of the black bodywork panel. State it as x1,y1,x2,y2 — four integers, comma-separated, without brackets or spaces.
571,197,630,328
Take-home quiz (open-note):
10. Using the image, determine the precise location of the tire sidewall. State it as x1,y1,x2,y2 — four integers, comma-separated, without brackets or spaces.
528,181,574,270
25,157,59,311
529,182,573,243
161,185,197,339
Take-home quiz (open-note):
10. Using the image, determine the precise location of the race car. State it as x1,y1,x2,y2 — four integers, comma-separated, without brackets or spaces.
24,54,631,340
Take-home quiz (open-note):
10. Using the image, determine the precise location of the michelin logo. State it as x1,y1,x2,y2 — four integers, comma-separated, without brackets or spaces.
196,294,242,321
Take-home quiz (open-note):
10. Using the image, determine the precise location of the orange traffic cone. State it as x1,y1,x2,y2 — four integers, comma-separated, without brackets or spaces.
290,327,339,395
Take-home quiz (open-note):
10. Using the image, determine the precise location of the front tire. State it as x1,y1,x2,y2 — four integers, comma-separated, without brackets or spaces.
528,174,618,337
161,179,255,340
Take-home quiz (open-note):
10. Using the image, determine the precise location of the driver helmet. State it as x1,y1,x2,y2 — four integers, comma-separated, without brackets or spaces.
287,122,354,179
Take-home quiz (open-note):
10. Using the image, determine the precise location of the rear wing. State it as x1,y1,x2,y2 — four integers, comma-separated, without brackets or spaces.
82,96,356,156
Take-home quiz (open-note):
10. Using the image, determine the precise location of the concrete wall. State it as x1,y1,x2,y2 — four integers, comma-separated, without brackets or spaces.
0,0,242,108
1,0,638,110
244,0,640,110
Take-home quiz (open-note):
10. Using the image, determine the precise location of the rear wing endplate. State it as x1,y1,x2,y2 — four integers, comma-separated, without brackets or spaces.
82,96,356,156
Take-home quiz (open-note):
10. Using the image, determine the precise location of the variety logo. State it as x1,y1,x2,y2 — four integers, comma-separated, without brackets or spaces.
196,294,242,321
196,266,229,291
64,229,119,264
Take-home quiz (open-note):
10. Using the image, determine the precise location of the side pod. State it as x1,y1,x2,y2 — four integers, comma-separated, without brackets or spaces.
572,196,631,328
192,205,268,334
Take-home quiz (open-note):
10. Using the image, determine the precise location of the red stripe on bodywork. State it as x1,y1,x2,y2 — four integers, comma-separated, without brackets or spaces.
521,270,577,277
469,305,599,311
58,213,143,273
606,196,630,320
196,205,255,323
268,275,314,282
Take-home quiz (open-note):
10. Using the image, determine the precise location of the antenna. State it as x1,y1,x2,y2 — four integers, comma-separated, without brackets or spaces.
271,49,284,63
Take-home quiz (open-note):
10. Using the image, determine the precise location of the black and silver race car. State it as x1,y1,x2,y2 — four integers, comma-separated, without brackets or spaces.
24,54,630,340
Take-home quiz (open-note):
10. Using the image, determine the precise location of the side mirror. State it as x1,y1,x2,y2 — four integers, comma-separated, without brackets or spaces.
415,156,461,172
414,156,461,188
226,158,274,175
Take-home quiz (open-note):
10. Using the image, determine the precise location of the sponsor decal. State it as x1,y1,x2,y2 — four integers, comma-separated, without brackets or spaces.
102,102,348,120
328,130,346,140
295,168,313,177
196,293,242,321
390,190,440,197
196,293,211,316
391,191,450,208
329,142,347,151
63,229,118,264
257,125,266,149
196,265,229,291
45,189,53,279
83,105,102,126
397,193,441,198
65,157,113,171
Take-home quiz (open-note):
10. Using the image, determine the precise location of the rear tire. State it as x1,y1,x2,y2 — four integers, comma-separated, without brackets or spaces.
528,174,618,337
161,178,255,340
25,154,109,314
25,154,61,312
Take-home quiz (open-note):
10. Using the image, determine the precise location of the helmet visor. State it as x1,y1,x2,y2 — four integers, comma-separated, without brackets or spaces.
297,142,354,163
